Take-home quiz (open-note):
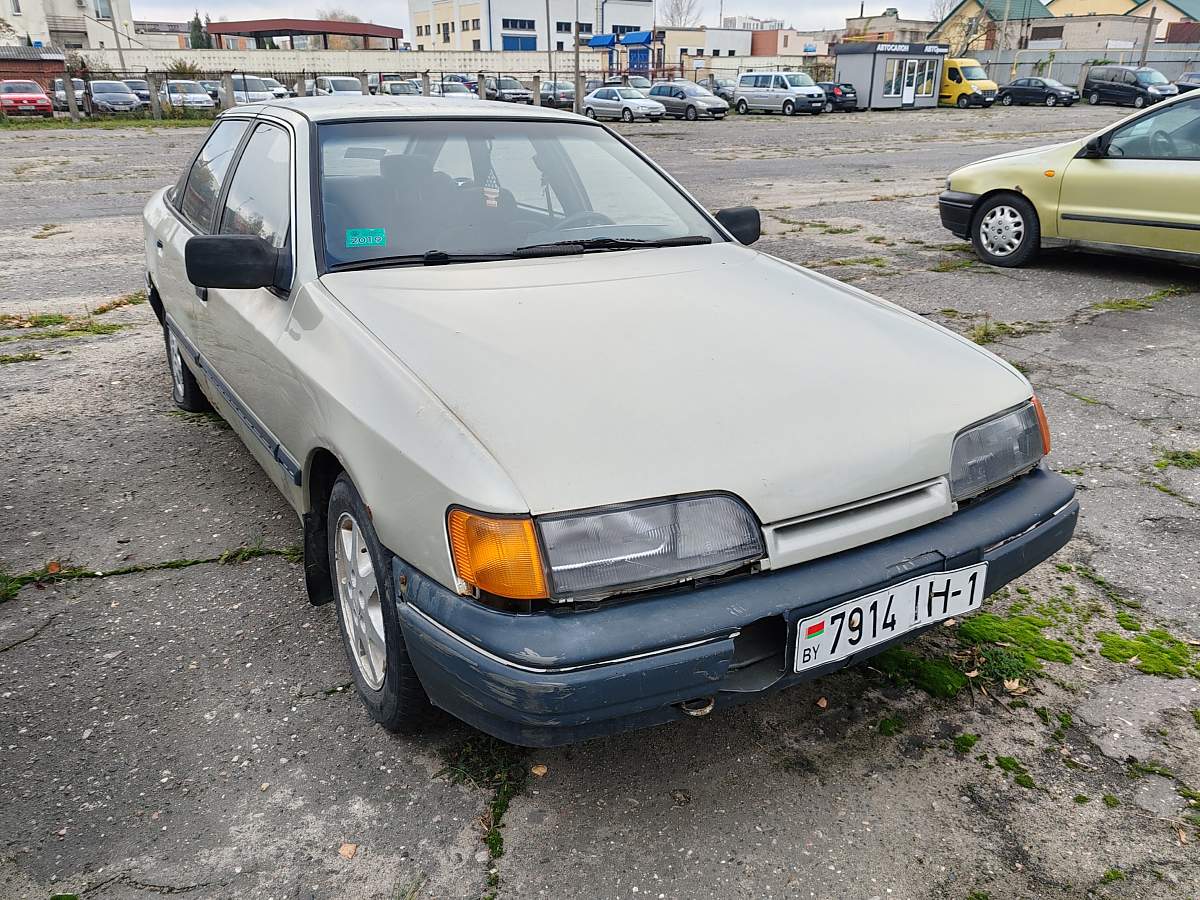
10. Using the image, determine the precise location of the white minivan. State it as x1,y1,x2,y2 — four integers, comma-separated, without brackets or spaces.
734,71,826,116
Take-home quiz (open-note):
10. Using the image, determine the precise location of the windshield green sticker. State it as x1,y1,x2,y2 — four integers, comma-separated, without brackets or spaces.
346,227,386,248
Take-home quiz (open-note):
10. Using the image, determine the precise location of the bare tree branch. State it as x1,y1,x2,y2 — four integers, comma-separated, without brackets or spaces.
660,0,702,28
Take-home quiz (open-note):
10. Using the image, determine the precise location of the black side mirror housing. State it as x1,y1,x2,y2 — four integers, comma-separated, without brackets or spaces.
185,234,288,290
715,206,761,245
1077,136,1106,159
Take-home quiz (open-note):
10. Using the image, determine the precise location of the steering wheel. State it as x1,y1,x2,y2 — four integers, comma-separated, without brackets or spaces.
556,211,615,231
1150,129,1177,158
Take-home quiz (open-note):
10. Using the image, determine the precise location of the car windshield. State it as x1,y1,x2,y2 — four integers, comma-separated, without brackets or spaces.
233,76,268,92
170,82,207,95
2,81,41,93
440,83,470,93
1137,69,1169,85
546,81,573,91
615,88,643,99
387,82,417,94
680,83,711,96
784,73,815,87
124,79,148,90
261,78,282,88
1041,78,1066,89
92,81,134,94
628,77,650,87
318,119,722,268
498,78,524,89
961,66,988,81
329,77,362,91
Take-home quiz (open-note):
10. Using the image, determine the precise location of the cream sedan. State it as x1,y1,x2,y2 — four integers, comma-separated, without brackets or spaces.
144,97,1078,746
940,91,1200,267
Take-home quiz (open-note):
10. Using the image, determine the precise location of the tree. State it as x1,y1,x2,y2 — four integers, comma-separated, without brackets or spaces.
188,11,204,49
928,0,957,23
314,7,362,22
203,14,214,48
660,0,702,27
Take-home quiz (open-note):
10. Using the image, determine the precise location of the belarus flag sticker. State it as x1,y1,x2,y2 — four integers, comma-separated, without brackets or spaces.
805,620,825,640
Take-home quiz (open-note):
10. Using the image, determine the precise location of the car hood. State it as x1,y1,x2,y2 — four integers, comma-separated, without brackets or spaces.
960,139,1080,169
5,93,48,100
321,244,1028,520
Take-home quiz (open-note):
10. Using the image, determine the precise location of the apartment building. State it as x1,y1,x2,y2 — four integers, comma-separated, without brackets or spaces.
407,0,653,52
2,0,135,49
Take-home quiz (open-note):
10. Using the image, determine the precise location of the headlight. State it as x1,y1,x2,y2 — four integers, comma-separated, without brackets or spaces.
950,399,1050,501
538,494,764,599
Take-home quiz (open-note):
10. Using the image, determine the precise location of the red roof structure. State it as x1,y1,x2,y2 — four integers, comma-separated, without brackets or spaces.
206,18,404,50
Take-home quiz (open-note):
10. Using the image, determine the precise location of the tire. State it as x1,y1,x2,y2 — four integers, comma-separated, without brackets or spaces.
956,95,970,109
621,107,633,122
1045,95,1057,107
685,104,697,121
971,193,1040,268
584,106,595,118
824,100,834,113
1001,94,1013,106
1133,95,1146,109
164,325,210,412
782,99,795,116
1088,92,1101,105
736,98,749,114
328,473,429,732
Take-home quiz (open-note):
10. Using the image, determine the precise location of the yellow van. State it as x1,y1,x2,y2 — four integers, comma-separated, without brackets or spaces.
940,58,998,108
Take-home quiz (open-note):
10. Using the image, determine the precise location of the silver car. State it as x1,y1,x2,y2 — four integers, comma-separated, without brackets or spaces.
583,86,665,122
734,71,825,116
647,81,728,120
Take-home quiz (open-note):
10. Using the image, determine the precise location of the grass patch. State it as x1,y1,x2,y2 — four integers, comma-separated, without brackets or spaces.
90,290,147,316
931,257,976,273
1059,467,1084,476
1065,392,1100,405
1193,709,1200,731
31,223,69,240
1100,868,1125,883
1127,759,1173,779
1102,793,1120,808
822,225,860,235
0,312,70,328
823,256,889,268
995,755,1026,775
873,647,968,698
968,319,1052,345
1074,794,1091,804
437,736,528,860
954,733,980,754
978,644,1038,682
0,321,126,344
0,352,42,364
1014,772,1037,789
878,715,905,736
1154,449,1200,471
865,235,895,245
1096,629,1199,678
1092,285,1185,312
1115,611,1141,632
959,613,1074,669
0,116,214,131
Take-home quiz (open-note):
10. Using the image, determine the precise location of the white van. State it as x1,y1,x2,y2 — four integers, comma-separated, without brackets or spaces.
733,71,826,116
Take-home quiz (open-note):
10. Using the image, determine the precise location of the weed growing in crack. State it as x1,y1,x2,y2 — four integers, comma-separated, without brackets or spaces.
437,735,528,863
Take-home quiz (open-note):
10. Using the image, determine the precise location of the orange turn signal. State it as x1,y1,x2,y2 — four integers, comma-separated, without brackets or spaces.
447,509,548,600
1031,395,1052,455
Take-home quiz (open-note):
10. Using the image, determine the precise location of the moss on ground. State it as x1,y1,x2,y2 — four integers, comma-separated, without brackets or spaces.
1154,449,1200,471
1115,611,1141,632
0,352,42,364
958,613,1074,668
954,733,980,754
873,647,968,698
878,715,905,736
1092,286,1185,312
1102,794,1120,808
1096,629,1200,678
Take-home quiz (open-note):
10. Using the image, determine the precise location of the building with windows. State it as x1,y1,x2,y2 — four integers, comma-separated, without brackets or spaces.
928,0,1055,53
833,40,949,109
406,0,653,52
750,27,844,57
844,7,938,43
721,14,785,30
2,0,135,50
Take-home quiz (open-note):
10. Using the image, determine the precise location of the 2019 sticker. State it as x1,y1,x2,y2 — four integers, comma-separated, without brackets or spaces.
346,228,386,248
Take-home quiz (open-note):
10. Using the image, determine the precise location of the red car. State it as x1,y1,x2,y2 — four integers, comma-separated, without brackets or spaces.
0,79,53,118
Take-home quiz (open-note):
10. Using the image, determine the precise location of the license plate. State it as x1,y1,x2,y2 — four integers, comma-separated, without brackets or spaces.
793,563,987,673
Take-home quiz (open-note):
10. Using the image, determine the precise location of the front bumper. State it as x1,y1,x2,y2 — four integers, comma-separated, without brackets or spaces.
394,467,1078,746
939,190,980,239
3,104,51,115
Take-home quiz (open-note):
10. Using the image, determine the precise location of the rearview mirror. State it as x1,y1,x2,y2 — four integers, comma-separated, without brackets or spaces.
1076,136,1106,159
715,206,761,245
185,234,287,290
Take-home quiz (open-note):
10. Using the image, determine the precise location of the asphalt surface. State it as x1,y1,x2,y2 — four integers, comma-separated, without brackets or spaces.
1,105,1198,900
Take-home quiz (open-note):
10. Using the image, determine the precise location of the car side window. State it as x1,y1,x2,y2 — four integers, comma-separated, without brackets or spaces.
947,67,961,83
1106,98,1200,160
1122,70,1137,85
179,119,250,232
219,122,291,248
739,76,753,88
774,76,788,90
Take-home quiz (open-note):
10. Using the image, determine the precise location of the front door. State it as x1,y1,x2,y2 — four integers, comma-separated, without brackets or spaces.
1059,96,1200,254
902,59,919,106
628,47,648,74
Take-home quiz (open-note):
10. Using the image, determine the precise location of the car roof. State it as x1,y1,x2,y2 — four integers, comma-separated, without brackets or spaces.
230,95,581,123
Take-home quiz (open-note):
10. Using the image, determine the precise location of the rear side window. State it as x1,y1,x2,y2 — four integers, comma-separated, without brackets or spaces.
739,75,753,87
219,122,291,248
179,119,249,231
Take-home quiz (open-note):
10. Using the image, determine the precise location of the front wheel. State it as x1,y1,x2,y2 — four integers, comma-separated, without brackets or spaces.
164,325,210,412
782,99,795,116
1045,95,1057,107
685,104,697,121
328,473,429,732
584,106,596,118
971,193,1040,268
736,98,749,114
956,95,970,109
621,107,633,123
1088,92,1101,105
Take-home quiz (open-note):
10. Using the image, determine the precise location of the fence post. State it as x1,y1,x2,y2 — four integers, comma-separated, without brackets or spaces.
147,72,163,120
532,74,541,106
63,64,80,121
576,72,585,111
220,72,236,110
421,72,431,96
477,71,486,99
358,72,370,94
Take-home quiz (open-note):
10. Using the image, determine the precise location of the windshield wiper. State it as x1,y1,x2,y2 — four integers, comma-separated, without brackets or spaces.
329,250,513,271
512,234,712,257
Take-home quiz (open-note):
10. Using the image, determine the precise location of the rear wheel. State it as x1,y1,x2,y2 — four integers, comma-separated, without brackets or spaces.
736,98,749,114
1001,93,1013,106
1133,95,1146,109
685,104,697,121
824,100,834,113
782,99,795,116
621,107,634,122
328,473,429,732
164,325,210,412
971,193,1040,268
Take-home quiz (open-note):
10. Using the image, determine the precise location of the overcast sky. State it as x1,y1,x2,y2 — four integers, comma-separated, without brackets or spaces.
132,1,933,34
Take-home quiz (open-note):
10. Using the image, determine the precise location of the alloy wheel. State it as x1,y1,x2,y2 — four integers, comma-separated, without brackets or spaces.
334,512,387,691
978,205,1025,258
1001,94,1013,106
1046,95,1057,107
167,330,185,399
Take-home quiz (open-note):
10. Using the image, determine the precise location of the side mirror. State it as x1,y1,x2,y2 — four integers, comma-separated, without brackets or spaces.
1076,136,1106,159
716,206,761,246
185,234,287,290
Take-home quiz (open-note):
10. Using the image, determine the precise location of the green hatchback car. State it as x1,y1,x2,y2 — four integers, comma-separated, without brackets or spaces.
940,91,1200,267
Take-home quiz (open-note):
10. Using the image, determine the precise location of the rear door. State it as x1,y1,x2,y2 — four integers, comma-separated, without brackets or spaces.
1059,96,1200,253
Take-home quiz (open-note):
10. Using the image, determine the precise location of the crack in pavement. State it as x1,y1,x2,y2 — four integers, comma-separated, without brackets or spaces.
0,611,61,653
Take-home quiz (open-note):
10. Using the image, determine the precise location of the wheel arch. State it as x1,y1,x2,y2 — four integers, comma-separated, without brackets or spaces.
969,188,1044,236
146,276,166,326
301,446,346,605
